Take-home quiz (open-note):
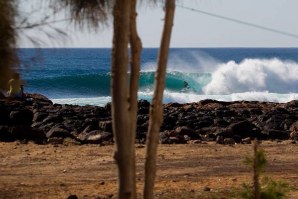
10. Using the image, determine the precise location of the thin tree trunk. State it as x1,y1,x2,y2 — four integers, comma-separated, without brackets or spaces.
129,0,142,139
144,0,176,198
128,0,142,193
253,140,260,199
111,0,136,198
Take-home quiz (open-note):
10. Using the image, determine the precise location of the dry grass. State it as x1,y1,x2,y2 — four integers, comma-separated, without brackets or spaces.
0,141,297,198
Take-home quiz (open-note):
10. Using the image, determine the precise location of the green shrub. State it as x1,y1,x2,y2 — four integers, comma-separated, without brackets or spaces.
240,140,289,199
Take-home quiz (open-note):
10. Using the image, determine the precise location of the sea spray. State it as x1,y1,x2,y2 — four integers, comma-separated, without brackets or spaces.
203,58,298,94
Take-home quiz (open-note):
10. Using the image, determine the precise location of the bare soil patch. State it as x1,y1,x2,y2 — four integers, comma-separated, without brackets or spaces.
0,141,297,199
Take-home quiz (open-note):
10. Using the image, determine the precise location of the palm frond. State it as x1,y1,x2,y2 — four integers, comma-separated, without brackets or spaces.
57,0,114,29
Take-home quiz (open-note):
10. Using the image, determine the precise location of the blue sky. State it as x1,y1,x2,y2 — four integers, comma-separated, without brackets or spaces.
19,0,298,48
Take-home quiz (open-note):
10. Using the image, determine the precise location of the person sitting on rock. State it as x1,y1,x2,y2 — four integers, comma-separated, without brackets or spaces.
7,72,25,99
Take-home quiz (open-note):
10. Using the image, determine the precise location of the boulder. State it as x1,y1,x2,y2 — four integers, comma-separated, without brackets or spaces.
216,135,224,144
188,140,202,144
228,120,257,138
289,122,298,140
213,118,229,127
165,127,200,141
99,120,113,132
78,130,113,144
46,127,71,138
263,129,290,140
214,127,232,138
136,132,146,144
8,126,33,140
167,136,187,144
138,107,149,115
290,131,298,140
192,118,214,129
233,135,242,143
174,126,196,137
159,132,170,144
48,137,64,145
83,125,98,133
104,102,111,113
264,115,286,130
43,114,63,124
29,128,47,141
290,121,298,131
10,109,33,125
27,93,53,105
37,122,56,133
224,138,236,145
0,108,10,125
162,116,176,130
84,118,100,127
137,121,149,133
33,112,48,122
204,133,216,141
242,137,252,144
199,99,221,106
250,108,263,116
138,99,150,108
0,126,10,141
282,119,296,130
284,100,298,109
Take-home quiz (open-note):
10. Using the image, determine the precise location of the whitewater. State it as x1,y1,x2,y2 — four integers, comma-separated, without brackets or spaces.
19,48,298,106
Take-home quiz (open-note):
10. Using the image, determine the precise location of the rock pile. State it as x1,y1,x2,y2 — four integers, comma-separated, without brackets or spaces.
0,94,297,145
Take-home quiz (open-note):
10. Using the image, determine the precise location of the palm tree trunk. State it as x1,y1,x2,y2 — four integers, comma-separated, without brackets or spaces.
111,0,136,198
144,0,176,198
129,0,142,139
0,0,18,90
128,0,142,195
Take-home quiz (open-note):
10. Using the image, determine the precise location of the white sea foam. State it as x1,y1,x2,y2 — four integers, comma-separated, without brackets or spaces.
51,91,298,106
203,58,298,94
161,91,298,104
52,96,111,106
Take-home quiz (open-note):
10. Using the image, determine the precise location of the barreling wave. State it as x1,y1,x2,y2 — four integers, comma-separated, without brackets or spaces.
26,71,212,98
139,71,211,92
27,73,111,97
27,57,298,104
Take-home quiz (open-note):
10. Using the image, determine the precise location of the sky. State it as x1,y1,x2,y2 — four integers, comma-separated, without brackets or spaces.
19,0,298,48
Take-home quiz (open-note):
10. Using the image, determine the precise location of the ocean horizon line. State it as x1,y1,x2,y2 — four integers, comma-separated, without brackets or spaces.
17,47,298,49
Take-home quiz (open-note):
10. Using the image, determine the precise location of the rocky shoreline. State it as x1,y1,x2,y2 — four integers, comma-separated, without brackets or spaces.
0,93,297,145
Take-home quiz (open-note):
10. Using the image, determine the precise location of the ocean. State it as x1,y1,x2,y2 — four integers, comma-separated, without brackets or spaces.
18,48,298,106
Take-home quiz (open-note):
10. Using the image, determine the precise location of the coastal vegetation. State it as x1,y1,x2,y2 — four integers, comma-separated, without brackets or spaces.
1,0,176,198
241,140,289,199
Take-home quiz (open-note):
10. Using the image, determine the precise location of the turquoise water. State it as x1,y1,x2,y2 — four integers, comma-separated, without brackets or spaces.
18,48,298,106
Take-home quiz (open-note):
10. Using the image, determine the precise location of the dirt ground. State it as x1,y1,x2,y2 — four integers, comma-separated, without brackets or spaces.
0,141,297,199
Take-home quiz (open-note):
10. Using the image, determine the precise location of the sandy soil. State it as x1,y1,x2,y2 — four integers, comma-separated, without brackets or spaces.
0,141,297,199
